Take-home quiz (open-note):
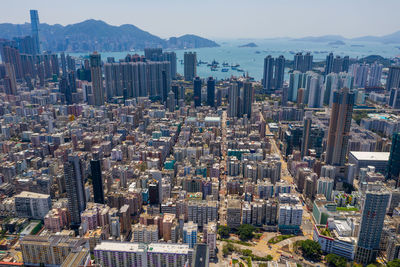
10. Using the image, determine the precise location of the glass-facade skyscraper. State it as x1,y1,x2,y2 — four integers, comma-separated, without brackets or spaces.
387,132,400,182
30,10,40,55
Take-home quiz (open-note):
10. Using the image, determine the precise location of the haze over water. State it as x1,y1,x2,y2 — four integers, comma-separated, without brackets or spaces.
71,39,400,81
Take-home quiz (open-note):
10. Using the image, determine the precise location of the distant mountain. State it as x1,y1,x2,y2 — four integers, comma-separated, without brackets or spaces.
328,40,346,46
292,31,400,44
292,35,346,43
352,30,400,44
0,19,219,52
238,42,258,48
166,34,219,49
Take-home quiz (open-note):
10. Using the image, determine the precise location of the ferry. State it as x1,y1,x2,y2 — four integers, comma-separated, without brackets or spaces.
211,59,219,66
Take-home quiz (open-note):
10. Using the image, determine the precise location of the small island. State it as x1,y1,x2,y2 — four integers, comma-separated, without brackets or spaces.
328,40,345,46
238,42,258,48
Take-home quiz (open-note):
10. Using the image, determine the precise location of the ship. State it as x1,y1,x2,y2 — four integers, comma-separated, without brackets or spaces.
221,68,229,72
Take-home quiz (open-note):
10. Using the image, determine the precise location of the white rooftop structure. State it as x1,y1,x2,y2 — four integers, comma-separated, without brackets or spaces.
94,241,191,254
348,151,389,162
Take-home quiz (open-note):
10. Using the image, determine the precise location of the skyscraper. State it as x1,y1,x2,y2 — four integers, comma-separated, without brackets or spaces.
304,52,313,72
90,52,104,106
262,55,285,91
4,63,17,95
325,87,355,166
207,77,215,107
342,56,350,73
294,52,313,72
389,88,400,109
193,76,202,107
355,188,390,264
368,63,383,87
243,81,253,118
61,52,67,77
288,71,307,102
387,132,400,182
275,55,285,89
30,10,40,55
262,56,274,91
228,82,239,117
91,158,104,204
386,66,400,91
301,111,312,159
307,73,324,108
323,73,339,106
331,55,349,73
184,52,197,81
64,153,86,225
325,53,334,75
163,51,177,80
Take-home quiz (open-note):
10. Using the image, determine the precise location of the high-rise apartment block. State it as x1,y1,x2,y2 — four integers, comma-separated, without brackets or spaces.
325,87,355,166
15,191,51,219
355,188,390,264
94,242,193,267
262,55,285,91
184,52,197,81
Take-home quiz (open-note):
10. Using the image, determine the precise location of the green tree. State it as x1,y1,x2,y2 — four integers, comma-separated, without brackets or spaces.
222,243,235,256
298,240,322,261
218,225,230,239
326,253,347,267
388,259,400,267
237,224,256,241
241,249,252,257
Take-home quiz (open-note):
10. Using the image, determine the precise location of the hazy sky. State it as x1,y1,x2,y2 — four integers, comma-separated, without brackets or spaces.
1,0,399,39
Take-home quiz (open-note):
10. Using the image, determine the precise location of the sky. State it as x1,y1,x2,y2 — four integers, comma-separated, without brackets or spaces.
1,0,400,39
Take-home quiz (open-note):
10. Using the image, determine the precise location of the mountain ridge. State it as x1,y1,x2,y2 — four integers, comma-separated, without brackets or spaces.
292,31,400,44
0,19,220,52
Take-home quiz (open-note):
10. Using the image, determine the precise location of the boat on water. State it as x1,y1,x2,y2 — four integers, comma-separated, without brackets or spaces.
221,68,229,72
211,67,218,71
231,63,240,67
222,62,229,67
236,68,244,72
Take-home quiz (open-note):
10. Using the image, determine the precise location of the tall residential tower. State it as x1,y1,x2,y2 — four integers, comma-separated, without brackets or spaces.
325,87,355,166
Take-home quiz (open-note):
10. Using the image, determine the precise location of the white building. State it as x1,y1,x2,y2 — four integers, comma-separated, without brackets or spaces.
183,222,198,249
94,242,193,267
278,204,303,229
204,222,217,258
132,224,158,244
14,191,51,219
317,177,334,201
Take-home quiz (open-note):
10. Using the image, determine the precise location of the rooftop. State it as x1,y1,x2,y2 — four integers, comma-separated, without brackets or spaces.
349,151,390,162
94,242,192,254
15,191,50,199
